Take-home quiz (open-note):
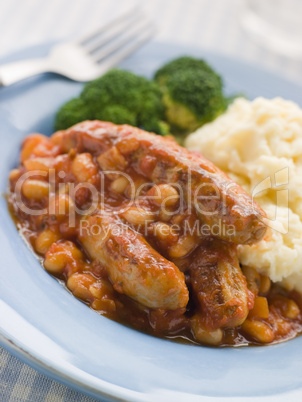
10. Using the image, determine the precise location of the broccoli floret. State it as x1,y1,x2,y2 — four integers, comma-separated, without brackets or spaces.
54,98,91,131
81,69,143,114
80,69,166,134
55,69,167,135
155,56,214,86
141,119,170,136
154,56,226,132
95,105,136,126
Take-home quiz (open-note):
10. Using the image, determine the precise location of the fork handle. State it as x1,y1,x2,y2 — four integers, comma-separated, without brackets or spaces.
0,58,49,86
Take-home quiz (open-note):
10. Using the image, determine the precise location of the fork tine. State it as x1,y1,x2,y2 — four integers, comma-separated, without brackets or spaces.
79,7,141,47
83,11,142,54
95,25,156,76
91,17,153,62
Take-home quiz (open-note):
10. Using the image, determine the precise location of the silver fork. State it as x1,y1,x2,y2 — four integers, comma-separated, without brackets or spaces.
0,9,155,87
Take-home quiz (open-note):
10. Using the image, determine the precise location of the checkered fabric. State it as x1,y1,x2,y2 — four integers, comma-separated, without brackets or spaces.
0,349,97,401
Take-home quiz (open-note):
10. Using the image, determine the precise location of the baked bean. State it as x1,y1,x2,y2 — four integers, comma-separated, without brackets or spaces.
285,300,300,319
49,194,75,216
33,141,60,158
35,229,60,254
191,315,223,345
259,275,271,295
241,266,260,296
9,169,21,182
139,155,157,176
171,214,185,226
242,319,274,343
147,184,179,207
44,248,66,274
21,134,48,162
89,281,108,299
67,273,95,302
71,153,98,183
57,195,74,213
51,130,76,152
275,296,300,319
97,147,127,172
22,134,60,161
24,157,54,173
248,296,269,319
44,241,83,274
68,273,116,312
89,280,116,313
121,207,154,226
110,176,130,194
22,180,49,200
58,183,70,195
91,298,116,312
168,234,196,258
116,137,140,155
159,208,174,222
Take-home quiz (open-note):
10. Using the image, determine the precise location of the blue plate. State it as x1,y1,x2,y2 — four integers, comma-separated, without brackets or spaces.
1,41,302,402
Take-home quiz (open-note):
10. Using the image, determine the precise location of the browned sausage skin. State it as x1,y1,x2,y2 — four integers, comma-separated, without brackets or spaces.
189,242,254,330
79,212,189,310
52,121,267,245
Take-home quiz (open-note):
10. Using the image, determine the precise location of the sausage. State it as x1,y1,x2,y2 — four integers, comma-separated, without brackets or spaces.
189,241,253,330
52,121,267,245
79,213,189,310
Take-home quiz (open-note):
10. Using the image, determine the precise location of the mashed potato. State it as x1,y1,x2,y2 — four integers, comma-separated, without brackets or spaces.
185,97,302,292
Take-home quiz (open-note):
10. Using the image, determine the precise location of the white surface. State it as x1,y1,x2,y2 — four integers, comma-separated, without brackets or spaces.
242,0,302,58
1,0,302,85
